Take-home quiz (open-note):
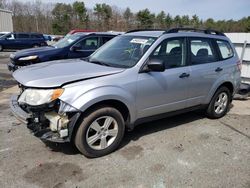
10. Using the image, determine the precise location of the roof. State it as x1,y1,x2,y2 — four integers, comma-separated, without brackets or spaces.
74,32,119,36
125,28,228,40
125,31,165,37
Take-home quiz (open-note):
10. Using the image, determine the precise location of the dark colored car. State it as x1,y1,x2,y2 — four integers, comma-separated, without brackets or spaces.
0,32,47,51
43,34,52,41
8,32,117,71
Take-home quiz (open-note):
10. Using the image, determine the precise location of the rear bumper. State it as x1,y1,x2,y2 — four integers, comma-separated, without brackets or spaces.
10,95,72,143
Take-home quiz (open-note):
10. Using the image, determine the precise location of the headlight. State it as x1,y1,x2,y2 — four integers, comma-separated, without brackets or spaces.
18,88,64,106
19,55,38,61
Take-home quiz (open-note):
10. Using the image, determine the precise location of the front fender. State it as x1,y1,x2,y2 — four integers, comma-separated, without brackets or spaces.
60,85,137,123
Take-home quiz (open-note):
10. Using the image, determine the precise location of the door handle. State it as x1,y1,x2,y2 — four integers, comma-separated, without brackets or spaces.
215,67,223,72
179,73,190,78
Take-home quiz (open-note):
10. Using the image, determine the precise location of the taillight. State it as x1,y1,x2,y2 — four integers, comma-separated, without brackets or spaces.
236,60,242,71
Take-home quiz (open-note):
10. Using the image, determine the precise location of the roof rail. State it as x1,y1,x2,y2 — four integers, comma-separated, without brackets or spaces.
164,27,225,36
126,29,165,33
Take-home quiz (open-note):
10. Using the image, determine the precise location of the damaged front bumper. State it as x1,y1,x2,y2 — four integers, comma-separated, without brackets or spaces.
10,95,81,143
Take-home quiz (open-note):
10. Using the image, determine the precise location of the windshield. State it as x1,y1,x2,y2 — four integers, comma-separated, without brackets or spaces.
53,34,82,48
88,35,156,68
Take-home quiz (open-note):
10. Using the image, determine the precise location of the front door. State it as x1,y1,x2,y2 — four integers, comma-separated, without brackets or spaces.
68,37,99,58
136,37,190,118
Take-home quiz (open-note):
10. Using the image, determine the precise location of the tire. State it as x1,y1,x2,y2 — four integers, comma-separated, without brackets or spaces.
206,86,231,119
75,106,125,158
0,45,3,51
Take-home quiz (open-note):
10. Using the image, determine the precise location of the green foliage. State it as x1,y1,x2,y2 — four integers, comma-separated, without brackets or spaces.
73,1,87,22
7,0,250,34
165,14,173,28
123,7,134,30
52,3,73,34
94,3,112,31
156,11,166,28
136,9,155,28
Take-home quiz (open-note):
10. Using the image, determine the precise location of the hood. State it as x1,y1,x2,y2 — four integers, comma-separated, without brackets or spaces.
13,59,125,88
11,46,59,59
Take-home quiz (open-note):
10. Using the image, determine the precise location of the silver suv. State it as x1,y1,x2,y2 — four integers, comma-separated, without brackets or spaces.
10,28,241,157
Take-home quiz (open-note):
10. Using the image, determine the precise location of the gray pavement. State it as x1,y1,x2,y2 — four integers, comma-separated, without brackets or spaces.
0,89,250,188
0,51,16,91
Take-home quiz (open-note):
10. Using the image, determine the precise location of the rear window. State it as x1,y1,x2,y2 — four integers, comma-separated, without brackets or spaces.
216,40,234,59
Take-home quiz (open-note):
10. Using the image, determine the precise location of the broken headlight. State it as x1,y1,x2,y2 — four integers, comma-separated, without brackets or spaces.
18,88,64,106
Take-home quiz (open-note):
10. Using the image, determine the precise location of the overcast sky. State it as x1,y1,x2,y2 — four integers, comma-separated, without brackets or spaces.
28,0,250,20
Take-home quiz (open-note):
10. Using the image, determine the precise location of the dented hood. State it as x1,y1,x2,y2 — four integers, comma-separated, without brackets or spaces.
13,59,125,88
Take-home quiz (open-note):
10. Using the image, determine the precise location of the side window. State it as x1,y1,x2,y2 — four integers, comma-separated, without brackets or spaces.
150,38,186,69
216,40,234,59
31,34,42,39
74,37,98,50
17,34,30,39
5,34,15,40
101,36,113,45
190,38,217,65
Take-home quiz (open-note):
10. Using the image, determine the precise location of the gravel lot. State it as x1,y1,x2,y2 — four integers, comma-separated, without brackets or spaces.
0,51,17,91
0,52,249,188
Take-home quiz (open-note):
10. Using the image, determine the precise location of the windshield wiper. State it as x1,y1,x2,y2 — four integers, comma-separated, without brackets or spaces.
88,60,111,67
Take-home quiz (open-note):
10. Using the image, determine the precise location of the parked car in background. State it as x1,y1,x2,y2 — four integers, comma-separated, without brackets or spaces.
8,32,118,71
43,34,52,41
0,32,47,51
10,28,241,157
0,31,10,38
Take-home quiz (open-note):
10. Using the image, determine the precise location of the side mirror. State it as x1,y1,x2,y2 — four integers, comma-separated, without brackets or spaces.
71,46,81,52
147,59,165,72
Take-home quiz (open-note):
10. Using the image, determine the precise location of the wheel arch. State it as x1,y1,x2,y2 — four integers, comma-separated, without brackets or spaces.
70,99,131,142
206,81,234,104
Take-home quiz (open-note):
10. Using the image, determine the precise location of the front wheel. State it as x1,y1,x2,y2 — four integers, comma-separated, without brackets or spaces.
206,86,231,119
75,106,125,158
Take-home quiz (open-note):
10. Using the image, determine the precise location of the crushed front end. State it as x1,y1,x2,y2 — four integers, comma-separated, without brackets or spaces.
10,84,81,143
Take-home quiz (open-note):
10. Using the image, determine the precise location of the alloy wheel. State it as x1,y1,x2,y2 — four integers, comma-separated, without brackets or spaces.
86,116,118,150
214,92,228,114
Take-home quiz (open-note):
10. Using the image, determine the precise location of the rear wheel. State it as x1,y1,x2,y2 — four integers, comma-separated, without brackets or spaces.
206,86,231,119
75,106,125,158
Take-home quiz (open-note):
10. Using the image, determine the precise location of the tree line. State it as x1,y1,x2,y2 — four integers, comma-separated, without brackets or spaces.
1,0,250,34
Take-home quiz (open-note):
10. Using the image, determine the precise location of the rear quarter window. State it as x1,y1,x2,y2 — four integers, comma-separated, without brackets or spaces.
216,40,234,59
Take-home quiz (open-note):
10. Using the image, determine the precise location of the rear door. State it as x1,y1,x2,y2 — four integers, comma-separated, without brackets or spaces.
16,33,31,49
30,34,44,46
68,36,99,58
186,37,222,107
